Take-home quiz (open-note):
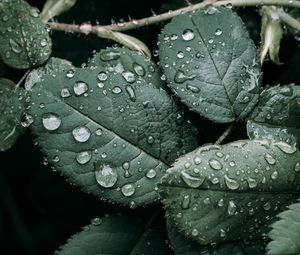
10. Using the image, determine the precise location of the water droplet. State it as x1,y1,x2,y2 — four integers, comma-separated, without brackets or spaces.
274,141,297,154
95,163,118,188
295,163,300,172
73,81,88,96
247,177,257,189
264,153,276,165
209,159,223,170
76,151,92,164
95,128,103,136
174,70,196,83
220,229,226,237
72,126,91,143
182,29,195,41
125,85,136,102
224,175,239,190
133,63,145,76
112,86,122,94
204,5,219,14
186,84,200,93
122,71,136,83
263,202,271,211
9,39,22,53
194,156,202,165
181,194,190,209
215,28,223,36
40,39,47,47
181,170,205,188
191,228,199,236
227,201,237,216
121,183,135,197
61,88,71,98
216,152,224,158
21,113,34,127
271,171,278,180
91,217,102,226
42,113,61,131
66,70,75,78
99,50,120,61
146,169,156,179
147,135,154,144
97,71,108,81
218,198,224,207
177,51,184,59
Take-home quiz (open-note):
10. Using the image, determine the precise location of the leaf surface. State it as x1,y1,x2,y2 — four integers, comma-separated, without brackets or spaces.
159,7,261,123
55,214,169,255
267,200,300,255
247,84,300,148
0,78,26,151
0,0,52,69
28,66,198,206
159,139,300,245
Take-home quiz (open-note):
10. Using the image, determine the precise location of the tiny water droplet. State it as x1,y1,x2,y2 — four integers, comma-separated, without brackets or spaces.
191,228,199,236
147,135,154,144
91,217,102,226
294,162,300,172
42,113,61,131
271,171,278,180
72,126,91,143
95,128,103,136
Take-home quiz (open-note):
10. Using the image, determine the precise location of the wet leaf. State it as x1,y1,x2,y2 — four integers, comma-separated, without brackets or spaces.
247,84,300,148
159,139,300,245
167,218,265,255
55,214,169,255
0,78,27,151
267,200,300,255
25,57,73,90
159,7,261,123
41,0,77,23
0,0,52,69
28,66,198,206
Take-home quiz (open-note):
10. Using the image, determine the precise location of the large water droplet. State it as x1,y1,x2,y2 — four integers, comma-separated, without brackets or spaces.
274,141,297,154
146,169,156,179
181,170,205,188
122,71,136,83
182,29,195,41
95,163,118,188
9,39,22,53
247,177,257,189
174,70,196,83
121,183,135,197
227,201,237,216
76,151,92,164
42,113,61,131
133,63,145,76
264,153,276,165
73,81,88,96
72,126,91,143
224,175,239,190
209,159,223,170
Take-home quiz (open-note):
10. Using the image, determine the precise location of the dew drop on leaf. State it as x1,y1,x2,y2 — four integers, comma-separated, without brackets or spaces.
66,70,75,78
97,71,108,81
125,85,136,102
73,81,88,96
112,86,122,94
61,88,71,98
174,70,196,84
99,50,121,61
182,29,195,41
215,28,223,36
181,194,190,209
146,169,156,179
224,175,240,190
42,113,61,131
95,163,118,188
122,71,136,83
181,170,205,188
147,135,154,144
264,153,276,165
227,201,237,216
76,151,92,164
274,141,297,154
133,63,145,76
121,183,135,197
295,163,300,172
247,177,258,189
72,126,91,143
209,159,223,170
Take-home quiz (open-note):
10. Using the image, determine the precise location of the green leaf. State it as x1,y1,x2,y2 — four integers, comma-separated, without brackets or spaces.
247,84,300,148
40,0,77,23
55,214,169,255
28,66,198,206
158,7,261,123
0,0,52,69
0,78,27,151
88,47,164,89
25,57,73,90
159,139,300,245
167,219,265,255
267,200,300,255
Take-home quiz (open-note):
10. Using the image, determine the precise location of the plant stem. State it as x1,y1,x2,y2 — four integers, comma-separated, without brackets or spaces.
49,0,300,34
16,70,30,88
215,122,236,145
277,8,300,32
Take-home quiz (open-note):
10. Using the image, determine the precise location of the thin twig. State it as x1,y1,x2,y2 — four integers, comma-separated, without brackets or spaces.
49,0,300,34
276,8,300,32
215,122,236,145
16,70,30,88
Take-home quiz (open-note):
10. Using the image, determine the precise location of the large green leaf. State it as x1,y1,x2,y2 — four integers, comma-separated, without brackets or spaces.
0,78,27,151
159,139,300,245
28,66,198,206
55,214,169,255
247,84,300,148
158,7,261,123
88,47,164,89
267,200,300,255
167,218,265,255
0,0,52,69
25,57,73,90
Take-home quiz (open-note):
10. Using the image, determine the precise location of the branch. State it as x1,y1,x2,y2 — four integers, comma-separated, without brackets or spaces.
276,8,300,33
49,0,300,34
215,122,236,145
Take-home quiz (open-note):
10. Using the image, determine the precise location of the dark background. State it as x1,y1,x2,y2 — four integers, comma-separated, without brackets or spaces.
1,0,300,254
